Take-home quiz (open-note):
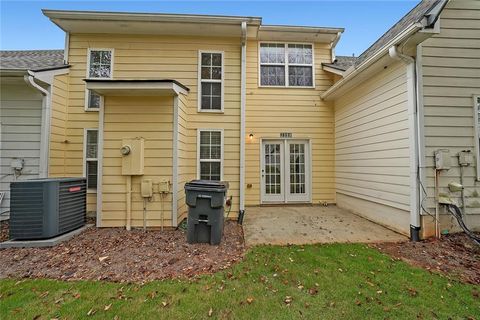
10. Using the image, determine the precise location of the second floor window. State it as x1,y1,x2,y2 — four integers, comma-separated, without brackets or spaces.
88,49,113,79
260,43,313,87
199,52,223,111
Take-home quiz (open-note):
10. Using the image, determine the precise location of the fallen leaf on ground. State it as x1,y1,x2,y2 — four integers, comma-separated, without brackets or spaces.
98,256,109,262
104,303,112,311
246,297,254,304
208,308,213,317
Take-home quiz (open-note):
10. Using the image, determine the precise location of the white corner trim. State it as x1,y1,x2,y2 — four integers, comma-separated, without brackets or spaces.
96,100,105,227
197,50,225,112
172,95,179,226
86,48,115,80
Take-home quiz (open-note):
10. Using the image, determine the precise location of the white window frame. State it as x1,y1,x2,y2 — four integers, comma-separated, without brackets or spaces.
86,48,114,80
197,50,224,113
197,129,224,180
258,42,315,89
83,128,99,193
474,95,480,180
84,89,104,112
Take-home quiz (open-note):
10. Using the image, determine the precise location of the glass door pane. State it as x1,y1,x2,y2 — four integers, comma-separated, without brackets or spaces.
286,141,309,202
262,141,284,202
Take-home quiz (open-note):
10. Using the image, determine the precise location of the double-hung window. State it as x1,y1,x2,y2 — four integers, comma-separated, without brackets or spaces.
259,43,313,87
199,51,223,111
85,49,113,110
198,130,223,181
84,129,98,190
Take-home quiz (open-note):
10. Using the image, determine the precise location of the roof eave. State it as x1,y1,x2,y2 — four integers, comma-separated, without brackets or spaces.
321,22,422,101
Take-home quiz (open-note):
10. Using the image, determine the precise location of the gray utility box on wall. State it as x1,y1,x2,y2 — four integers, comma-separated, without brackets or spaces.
9,178,86,240
185,180,228,245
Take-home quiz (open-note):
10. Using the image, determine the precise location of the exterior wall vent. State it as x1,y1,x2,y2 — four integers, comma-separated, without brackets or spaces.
9,178,86,240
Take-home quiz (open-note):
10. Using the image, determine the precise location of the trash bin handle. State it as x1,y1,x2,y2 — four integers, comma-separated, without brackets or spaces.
197,194,211,199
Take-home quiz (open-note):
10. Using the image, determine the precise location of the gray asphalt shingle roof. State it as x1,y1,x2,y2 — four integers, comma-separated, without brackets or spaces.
323,55,357,71
354,0,443,67
0,49,65,71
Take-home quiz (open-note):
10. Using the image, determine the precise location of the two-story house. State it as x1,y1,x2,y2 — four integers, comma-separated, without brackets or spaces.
40,10,343,230
2,0,478,240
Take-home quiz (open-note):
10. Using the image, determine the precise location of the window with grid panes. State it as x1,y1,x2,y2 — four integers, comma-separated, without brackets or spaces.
200,52,223,110
199,130,222,180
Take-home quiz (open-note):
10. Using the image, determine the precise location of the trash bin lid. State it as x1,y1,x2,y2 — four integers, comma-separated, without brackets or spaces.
184,180,229,192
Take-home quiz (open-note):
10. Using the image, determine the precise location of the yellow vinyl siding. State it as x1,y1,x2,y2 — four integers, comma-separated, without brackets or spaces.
56,33,241,226
49,74,69,176
334,60,410,234
102,96,173,227
420,0,480,233
245,41,335,205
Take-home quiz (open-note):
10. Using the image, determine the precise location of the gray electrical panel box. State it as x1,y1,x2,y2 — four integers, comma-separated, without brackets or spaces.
435,149,451,170
458,151,474,166
9,178,86,240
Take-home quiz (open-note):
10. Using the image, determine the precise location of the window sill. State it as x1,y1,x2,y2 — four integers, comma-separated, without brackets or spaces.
85,108,100,112
198,109,224,113
87,189,97,194
258,85,316,89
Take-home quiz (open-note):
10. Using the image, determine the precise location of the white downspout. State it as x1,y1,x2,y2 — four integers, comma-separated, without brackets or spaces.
25,71,51,178
239,21,247,216
389,45,421,241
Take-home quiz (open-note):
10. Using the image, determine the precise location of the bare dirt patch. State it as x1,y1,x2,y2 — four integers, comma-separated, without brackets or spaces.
0,221,245,282
372,232,480,285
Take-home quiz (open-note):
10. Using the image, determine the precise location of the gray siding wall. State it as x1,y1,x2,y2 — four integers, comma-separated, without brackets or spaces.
420,0,480,230
334,60,411,234
0,81,43,215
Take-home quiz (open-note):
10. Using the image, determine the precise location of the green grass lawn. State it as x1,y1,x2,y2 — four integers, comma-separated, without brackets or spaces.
1,243,478,319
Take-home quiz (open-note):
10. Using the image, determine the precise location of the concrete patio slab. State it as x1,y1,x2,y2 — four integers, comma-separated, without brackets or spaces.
243,205,407,246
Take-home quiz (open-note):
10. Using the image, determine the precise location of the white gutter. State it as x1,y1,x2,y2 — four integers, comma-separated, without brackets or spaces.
63,32,70,64
388,45,421,241
321,22,423,100
330,31,342,62
239,21,247,215
25,71,51,178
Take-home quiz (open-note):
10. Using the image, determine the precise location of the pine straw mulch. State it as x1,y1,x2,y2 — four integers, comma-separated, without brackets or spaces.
0,220,245,283
372,232,480,285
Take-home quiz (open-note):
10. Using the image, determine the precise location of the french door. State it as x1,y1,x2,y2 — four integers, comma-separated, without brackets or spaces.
261,139,310,203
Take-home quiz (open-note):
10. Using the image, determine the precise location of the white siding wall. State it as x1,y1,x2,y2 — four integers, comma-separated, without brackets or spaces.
0,80,43,215
420,0,480,234
334,61,411,234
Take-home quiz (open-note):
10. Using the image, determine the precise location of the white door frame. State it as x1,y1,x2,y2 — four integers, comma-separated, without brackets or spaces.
260,138,312,204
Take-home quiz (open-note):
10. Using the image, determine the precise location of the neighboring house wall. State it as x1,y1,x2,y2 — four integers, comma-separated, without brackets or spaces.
0,79,43,214
419,0,480,235
54,34,242,226
245,41,335,205
334,60,411,235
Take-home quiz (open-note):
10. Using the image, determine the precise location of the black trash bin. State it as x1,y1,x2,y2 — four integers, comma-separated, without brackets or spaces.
184,180,229,245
